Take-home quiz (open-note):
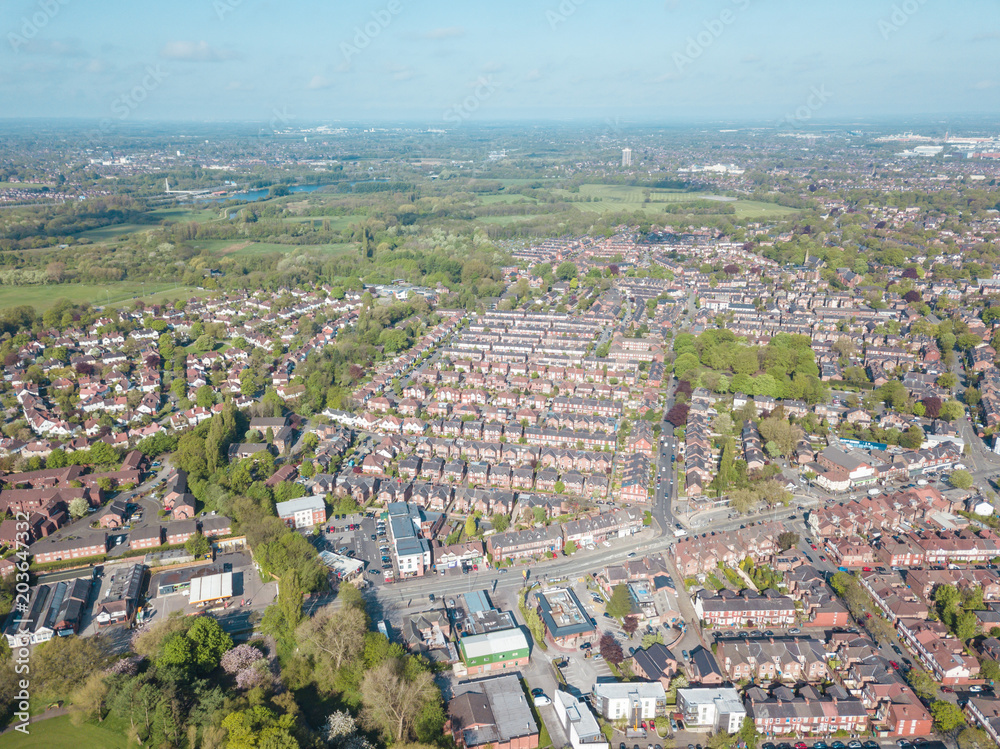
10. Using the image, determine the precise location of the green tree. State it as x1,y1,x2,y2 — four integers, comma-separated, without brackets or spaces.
464,516,478,537
905,665,939,701
564,540,577,555
195,384,215,408
778,532,800,551
979,658,1000,683
931,700,966,732
955,610,979,641
606,584,632,619
222,705,299,749
940,399,966,421
900,425,925,449
185,532,210,557
958,727,994,749
938,372,958,390
296,603,368,689
490,513,510,532
32,635,107,701
157,616,232,674
555,261,578,280
950,469,974,490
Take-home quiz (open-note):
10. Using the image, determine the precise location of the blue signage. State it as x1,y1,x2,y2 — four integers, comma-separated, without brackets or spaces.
839,438,887,451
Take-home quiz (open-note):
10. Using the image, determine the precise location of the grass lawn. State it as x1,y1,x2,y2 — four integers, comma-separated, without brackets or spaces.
227,242,355,257
0,715,128,749
280,215,359,231
0,182,54,190
544,184,803,221
0,283,210,312
476,214,544,225
149,207,221,222
73,223,151,241
731,200,802,219
477,194,538,205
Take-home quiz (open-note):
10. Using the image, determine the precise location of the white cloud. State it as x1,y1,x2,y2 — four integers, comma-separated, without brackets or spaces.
387,64,416,82
19,39,86,57
648,71,681,84
308,75,334,90
159,41,237,62
83,58,111,74
422,27,465,40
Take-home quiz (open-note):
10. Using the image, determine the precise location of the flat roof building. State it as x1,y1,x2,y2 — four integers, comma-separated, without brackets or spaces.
677,687,746,734
536,587,596,647
448,674,539,749
459,629,530,676
188,571,233,606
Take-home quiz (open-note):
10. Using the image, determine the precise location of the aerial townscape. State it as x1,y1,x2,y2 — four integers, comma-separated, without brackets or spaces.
1,3,1000,749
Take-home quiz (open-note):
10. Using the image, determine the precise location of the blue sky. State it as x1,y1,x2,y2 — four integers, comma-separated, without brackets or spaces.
1,0,998,124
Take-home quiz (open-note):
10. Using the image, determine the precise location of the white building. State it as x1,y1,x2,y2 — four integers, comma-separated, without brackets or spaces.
622,148,632,167
677,688,746,734
591,682,665,722
554,691,609,749
275,494,327,529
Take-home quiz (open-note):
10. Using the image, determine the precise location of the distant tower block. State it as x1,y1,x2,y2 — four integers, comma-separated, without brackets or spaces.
622,147,632,167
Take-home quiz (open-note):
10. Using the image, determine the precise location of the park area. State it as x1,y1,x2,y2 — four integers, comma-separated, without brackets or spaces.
0,715,127,749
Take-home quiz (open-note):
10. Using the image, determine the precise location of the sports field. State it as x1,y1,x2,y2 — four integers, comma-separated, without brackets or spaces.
0,283,210,312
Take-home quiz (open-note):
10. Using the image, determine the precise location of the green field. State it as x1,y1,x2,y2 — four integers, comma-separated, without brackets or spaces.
281,215,359,231
537,184,803,220
0,283,210,312
228,242,355,257
149,207,221,222
186,238,356,257
0,182,54,190
74,224,152,241
476,214,545,225
477,194,538,205
0,715,127,749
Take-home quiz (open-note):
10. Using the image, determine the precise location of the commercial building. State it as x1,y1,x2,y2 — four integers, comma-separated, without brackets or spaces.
95,563,145,626
188,571,233,607
536,587,596,647
448,674,539,749
458,629,530,676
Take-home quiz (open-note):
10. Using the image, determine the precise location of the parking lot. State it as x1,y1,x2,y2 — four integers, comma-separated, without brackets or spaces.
321,511,395,582
149,551,276,619
557,649,614,694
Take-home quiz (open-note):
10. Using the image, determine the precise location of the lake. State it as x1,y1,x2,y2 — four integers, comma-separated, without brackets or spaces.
200,184,324,202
